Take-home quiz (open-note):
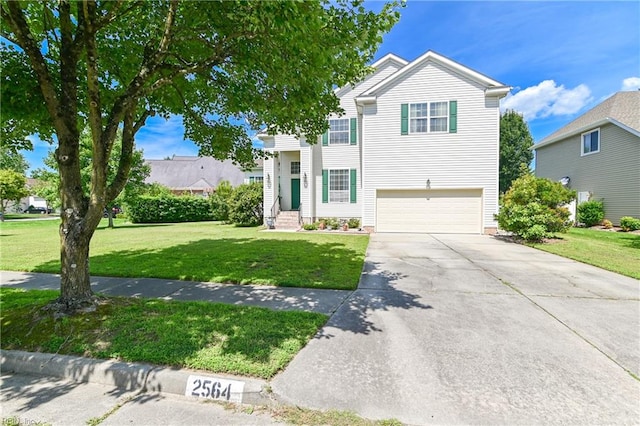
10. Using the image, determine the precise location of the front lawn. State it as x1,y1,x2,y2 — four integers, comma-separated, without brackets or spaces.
532,228,640,279
0,220,368,290
0,288,327,379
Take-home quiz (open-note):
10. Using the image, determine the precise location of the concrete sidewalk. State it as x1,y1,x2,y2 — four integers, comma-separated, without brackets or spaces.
0,270,352,315
0,270,353,419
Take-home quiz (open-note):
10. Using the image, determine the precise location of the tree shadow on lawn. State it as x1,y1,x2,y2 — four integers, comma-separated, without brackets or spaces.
619,234,640,250
36,237,365,290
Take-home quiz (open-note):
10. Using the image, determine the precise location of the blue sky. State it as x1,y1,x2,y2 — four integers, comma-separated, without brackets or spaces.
23,1,640,173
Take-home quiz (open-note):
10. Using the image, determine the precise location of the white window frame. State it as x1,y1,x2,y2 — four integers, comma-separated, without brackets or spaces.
290,161,300,175
409,103,428,133
409,101,448,134
429,101,449,133
329,169,349,203
581,128,600,156
249,176,264,183
329,119,350,145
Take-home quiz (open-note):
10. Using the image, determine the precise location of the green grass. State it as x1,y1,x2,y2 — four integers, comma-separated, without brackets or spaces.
531,228,640,279
0,219,368,290
0,288,327,379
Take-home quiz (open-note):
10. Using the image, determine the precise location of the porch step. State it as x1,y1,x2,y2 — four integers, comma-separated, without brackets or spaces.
275,211,301,230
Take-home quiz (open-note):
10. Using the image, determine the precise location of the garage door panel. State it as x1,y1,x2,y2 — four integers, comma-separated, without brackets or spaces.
376,189,482,234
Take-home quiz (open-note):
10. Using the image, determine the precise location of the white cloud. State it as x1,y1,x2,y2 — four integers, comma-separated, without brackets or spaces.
501,80,592,121
621,77,640,91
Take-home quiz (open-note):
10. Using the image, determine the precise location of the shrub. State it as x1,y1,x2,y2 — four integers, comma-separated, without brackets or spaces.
620,216,640,232
495,173,576,242
127,195,214,223
303,223,318,231
210,180,233,221
577,200,604,226
228,182,263,226
325,217,340,229
602,219,613,229
347,218,360,229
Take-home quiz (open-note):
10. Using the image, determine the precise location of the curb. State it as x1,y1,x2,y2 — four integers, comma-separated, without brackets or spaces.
1,350,274,406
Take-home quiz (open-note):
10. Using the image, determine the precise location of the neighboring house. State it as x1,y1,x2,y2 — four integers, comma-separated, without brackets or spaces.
244,159,264,184
145,155,245,196
533,91,640,225
260,50,510,233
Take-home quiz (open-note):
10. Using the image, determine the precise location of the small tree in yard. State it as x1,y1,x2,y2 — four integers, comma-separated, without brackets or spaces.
210,180,233,222
500,110,534,193
1,0,400,311
0,169,28,219
228,182,263,227
496,173,576,242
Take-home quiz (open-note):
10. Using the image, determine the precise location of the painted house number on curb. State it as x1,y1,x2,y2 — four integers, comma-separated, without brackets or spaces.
184,375,245,403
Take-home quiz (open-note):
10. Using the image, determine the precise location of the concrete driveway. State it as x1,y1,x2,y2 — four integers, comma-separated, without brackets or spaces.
272,233,640,425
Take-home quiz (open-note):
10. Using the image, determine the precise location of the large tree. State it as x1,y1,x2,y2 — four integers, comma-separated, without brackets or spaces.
1,0,400,311
499,110,534,193
0,146,29,174
32,127,150,227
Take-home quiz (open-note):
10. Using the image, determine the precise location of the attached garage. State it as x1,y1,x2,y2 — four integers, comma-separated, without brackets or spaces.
376,189,483,233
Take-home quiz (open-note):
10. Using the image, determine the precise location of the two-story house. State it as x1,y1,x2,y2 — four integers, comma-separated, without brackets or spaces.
533,91,640,225
260,50,510,234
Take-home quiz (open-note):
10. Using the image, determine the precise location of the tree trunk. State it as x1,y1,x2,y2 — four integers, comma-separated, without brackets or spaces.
58,214,95,310
107,210,114,228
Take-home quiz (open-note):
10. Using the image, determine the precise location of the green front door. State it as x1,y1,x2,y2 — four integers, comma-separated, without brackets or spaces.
291,178,300,210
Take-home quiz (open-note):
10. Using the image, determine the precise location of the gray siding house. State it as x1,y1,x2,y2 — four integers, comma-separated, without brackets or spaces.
533,91,640,224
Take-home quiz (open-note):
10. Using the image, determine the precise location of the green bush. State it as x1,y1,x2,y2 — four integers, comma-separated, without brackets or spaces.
347,218,360,229
495,173,576,242
325,217,340,229
228,182,263,226
302,223,318,230
577,200,604,226
127,195,213,223
620,216,640,232
210,180,233,221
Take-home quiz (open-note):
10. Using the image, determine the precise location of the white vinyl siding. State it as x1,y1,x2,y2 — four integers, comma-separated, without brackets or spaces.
361,59,500,232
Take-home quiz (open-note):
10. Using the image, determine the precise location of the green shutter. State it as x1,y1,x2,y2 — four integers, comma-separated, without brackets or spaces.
449,100,457,133
322,170,328,203
322,129,329,146
401,104,408,135
350,169,357,203
350,118,357,145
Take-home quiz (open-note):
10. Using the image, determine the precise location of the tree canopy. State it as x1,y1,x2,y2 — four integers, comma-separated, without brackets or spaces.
0,0,401,309
0,169,28,217
499,110,534,193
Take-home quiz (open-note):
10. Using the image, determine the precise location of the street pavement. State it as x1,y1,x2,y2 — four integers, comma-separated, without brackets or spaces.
2,233,639,425
272,233,640,425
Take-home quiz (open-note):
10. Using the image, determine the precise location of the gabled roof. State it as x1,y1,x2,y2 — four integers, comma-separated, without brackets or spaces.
358,50,510,99
333,53,409,98
145,156,245,190
534,91,640,149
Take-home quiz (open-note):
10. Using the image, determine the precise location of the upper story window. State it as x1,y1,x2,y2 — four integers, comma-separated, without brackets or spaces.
410,103,428,133
405,102,450,134
581,129,600,156
290,161,300,175
329,119,350,145
429,102,449,132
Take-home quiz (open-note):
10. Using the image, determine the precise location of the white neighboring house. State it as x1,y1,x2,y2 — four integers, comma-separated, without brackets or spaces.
259,50,510,233
243,159,264,184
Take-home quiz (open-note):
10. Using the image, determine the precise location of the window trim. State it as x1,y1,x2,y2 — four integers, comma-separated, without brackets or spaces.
328,169,350,203
407,101,449,134
328,118,350,145
581,128,600,156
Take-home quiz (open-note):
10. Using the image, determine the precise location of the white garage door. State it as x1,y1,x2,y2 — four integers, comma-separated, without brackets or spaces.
376,189,482,233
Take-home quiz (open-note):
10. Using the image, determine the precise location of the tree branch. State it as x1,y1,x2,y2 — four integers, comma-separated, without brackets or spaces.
2,2,61,134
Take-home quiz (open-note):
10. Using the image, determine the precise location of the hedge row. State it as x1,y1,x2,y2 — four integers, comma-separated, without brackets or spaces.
127,196,213,223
